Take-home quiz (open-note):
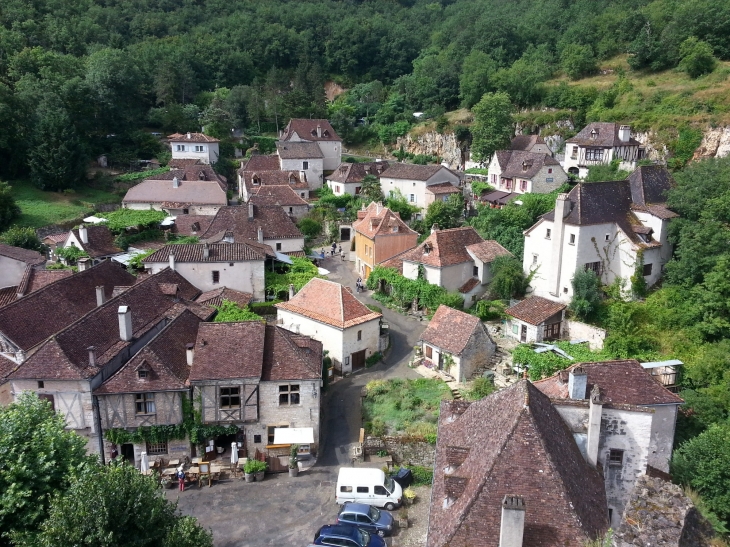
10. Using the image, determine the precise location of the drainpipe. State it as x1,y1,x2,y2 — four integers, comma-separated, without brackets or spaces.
93,394,106,465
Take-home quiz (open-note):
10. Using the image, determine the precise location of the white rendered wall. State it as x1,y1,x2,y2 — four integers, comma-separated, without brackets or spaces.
146,260,265,299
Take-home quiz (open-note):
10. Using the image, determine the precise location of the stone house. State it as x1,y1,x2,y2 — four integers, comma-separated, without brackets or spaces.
238,168,310,201
396,226,512,308
280,118,342,172
142,242,268,300
418,305,496,383
486,149,567,194
427,380,609,547
276,142,324,190
249,184,310,220
563,123,644,179
523,170,677,303
505,295,567,343
0,243,45,289
510,134,552,155
326,161,389,197
352,202,418,279
379,164,460,214
534,360,684,528
168,132,220,164
94,310,203,465
276,278,382,375
122,163,227,215
199,204,305,256
62,225,123,265
6,268,212,455
188,321,323,461
42,232,69,261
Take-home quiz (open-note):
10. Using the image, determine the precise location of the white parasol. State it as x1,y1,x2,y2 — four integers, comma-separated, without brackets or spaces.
140,452,149,473
230,442,239,465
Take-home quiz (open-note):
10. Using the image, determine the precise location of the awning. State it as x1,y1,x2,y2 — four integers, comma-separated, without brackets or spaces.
641,359,683,369
317,267,330,275
111,247,148,266
83,215,108,224
274,252,293,265
273,427,314,445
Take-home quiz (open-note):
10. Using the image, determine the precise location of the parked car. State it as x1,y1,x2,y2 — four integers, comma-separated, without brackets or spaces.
336,467,403,509
309,524,386,547
337,502,394,537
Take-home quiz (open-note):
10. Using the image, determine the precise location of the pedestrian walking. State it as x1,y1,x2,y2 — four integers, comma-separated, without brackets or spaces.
340,250,345,261
177,466,185,492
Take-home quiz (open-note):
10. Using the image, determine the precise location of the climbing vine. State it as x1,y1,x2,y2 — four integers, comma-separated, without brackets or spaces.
630,249,647,299
366,266,463,313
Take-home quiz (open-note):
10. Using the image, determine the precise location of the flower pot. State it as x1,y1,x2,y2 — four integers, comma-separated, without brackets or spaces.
244,473,254,483
289,467,299,477
254,471,265,482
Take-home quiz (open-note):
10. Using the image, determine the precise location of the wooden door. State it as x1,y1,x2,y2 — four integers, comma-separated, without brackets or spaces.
520,325,527,343
425,345,432,359
351,349,366,371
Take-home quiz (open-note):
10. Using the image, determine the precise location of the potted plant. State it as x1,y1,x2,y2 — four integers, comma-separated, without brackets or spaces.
403,487,417,506
244,458,267,481
242,459,254,482
289,444,299,477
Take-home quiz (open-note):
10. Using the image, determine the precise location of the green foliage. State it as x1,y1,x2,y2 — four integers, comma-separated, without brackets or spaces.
367,266,464,313
0,182,20,231
243,459,267,474
584,160,630,183
213,300,263,323
678,37,717,79
672,424,730,526
667,127,704,170
470,299,506,321
115,228,164,251
265,257,322,300
297,217,323,241
168,235,199,245
570,269,602,321
423,193,464,231
490,256,530,299
0,392,90,544
470,180,494,197
464,377,496,400
470,92,514,163
630,250,648,299
385,189,420,222
18,460,213,547
459,50,497,109
366,352,383,368
99,209,167,234
512,341,611,380
560,44,597,80
363,378,452,437
55,245,89,264
360,174,384,203
0,226,43,251
128,249,155,270
114,167,170,182
410,466,434,486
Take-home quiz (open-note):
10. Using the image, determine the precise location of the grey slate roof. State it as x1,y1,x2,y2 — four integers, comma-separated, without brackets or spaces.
498,150,560,179
628,165,675,205
379,163,451,181
566,122,641,147
276,141,323,160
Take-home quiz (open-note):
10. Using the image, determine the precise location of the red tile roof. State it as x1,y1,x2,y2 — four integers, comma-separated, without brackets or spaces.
171,215,213,236
250,185,309,207
495,150,560,179
70,226,123,258
17,267,73,296
427,381,608,547
168,158,204,169
240,169,308,191
196,287,253,309
326,161,390,184
506,296,566,325
352,202,418,239
533,360,684,405
0,261,136,351
261,327,322,381
281,119,340,142
457,277,480,293
200,205,304,242
399,227,484,268
189,322,266,381
510,134,547,151
567,122,641,147
143,242,267,264
242,155,281,172
275,278,381,329
0,243,45,266
425,182,461,195
465,240,512,263
94,310,202,394
168,132,220,143
0,287,17,308
42,233,69,245
419,305,485,355
276,141,323,160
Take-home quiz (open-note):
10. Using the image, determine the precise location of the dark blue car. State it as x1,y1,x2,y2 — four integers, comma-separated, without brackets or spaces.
309,524,386,547
337,502,395,536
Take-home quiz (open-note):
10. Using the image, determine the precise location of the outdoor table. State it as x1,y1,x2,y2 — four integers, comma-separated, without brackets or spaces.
168,459,180,467
210,465,222,482
186,466,199,484
162,467,177,477
191,457,201,465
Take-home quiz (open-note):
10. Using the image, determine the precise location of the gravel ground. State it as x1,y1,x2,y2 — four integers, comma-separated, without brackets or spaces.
394,486,431,547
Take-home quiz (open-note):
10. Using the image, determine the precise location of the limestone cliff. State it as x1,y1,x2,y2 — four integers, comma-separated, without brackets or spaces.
693,126,730,160
395,132,463,169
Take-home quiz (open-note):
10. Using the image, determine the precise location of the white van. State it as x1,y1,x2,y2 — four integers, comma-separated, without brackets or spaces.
336,468,403,510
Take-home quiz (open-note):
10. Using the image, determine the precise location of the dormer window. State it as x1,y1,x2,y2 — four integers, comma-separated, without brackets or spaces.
289,174,296,184
423,242,432,255
253,175,260,185
590,129,598,139
392,226,398,233
522,161,528,172
138,369,148,379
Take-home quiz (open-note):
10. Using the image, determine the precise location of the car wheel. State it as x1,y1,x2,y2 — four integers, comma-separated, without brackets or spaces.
384,503,395,511
378,530,385,537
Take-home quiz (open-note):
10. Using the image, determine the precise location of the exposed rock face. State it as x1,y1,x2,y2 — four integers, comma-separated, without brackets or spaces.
396,132,463,169
515,119,575,155
615,475,715,547
633,131,670,162
693,126,730,160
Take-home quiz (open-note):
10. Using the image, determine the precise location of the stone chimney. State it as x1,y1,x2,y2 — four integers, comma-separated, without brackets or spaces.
586,384,603,467
186,343,194,366
248,200,254,220
203,243,210,259
376,202,382,214
77,257,90,272
288,284,295,300
169,253,175,271
95,286,106,307
548,193,571,297
79,225,88,244
499,495,525,547
618,125,631,143
316,124,322,138
257,227,264,244
186,132,191,139
568,365,587,399
172,176,180,188
430,223,440,234
223,231,234,244
88,346,96,367
118,305,133,342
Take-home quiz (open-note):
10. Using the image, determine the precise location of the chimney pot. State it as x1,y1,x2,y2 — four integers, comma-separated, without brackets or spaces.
586,384,603,467
317,124,322,138
288,284,295,300
248,200,254,220
499,495,525,547
77,257,90,271
186,343,195,366
95,286,106,307
169,253,175,271
186,132,191,139
79,225,88,244
118,305,133,342
172,176,179,188
87,346,96,367
568,365,587,399
203,243,210,259
257,226,264,244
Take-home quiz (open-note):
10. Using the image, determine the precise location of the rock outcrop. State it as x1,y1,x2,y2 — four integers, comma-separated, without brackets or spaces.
615,475,715,547
395,132,463,170
693,126,730,160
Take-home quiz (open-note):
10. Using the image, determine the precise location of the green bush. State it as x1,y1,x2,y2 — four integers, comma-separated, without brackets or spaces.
99,209,167,233
0,226,43,251
410,466,434,486
366,352,382,367
114,167,170,182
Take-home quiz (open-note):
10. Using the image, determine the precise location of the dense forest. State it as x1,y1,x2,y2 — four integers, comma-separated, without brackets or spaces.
1,0,729,187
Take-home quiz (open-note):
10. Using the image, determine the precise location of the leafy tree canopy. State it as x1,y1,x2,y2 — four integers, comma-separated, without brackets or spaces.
213,300,264,323
0,226,43,252
470,92,514,163
0,182,20,232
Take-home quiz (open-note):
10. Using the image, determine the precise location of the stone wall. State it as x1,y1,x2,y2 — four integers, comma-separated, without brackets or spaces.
395,132,463,170
363,435,436,468
615,475,715,547
563,320,606,350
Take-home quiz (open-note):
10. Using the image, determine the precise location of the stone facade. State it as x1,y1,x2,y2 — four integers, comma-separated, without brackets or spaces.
279,157,324,190
563,320,606,349
380,169,460,213
363,435,436,468
692,125,730,160
97,391,185,430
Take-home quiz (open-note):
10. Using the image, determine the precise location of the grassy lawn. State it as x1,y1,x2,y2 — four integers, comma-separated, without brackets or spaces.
362,378,452,438
9,180,121,229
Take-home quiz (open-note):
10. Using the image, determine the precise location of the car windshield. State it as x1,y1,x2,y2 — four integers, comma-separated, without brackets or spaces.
368,506,381,521
383,476,394,494
358,529,370,546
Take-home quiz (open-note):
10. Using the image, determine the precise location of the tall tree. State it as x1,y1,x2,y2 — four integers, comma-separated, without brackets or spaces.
470,92,514,163
459,49,497,109
360,174,384,203
0,181,20,232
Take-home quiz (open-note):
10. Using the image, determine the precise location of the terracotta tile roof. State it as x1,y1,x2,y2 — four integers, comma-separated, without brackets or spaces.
94,310,202,394
281,119,340,142
457,277,480,293
377,248,412,274
261,326,322,381
465,240,512,263
143,242,267,264
506,296,566,325
276,141,323,160
168,132,220,143
189,322,266,381
427,381,608,547
42,233,69,245
425,182,461,195
380,163,452,181
70,226,123,258
631,203,679,219
168,158,203,169
200,205,304,241
0,354,18,380
195,287,253,308
510,134,546,151
9,269,209,381
327,161,390,184
275,278,381,329
17,267,73,296
498,150,561,179
0,243,45,266
419,305,485,355
566,122,641,147
400,227,484,268
242,155,281,172
0,287,17,308
480,190,518,205
352,202,418,239
628,165,675,205
171,215,213,236
250,185,309,207
152,163,225,186
240,169,308,190
0,261,136,351
533,360,684,405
